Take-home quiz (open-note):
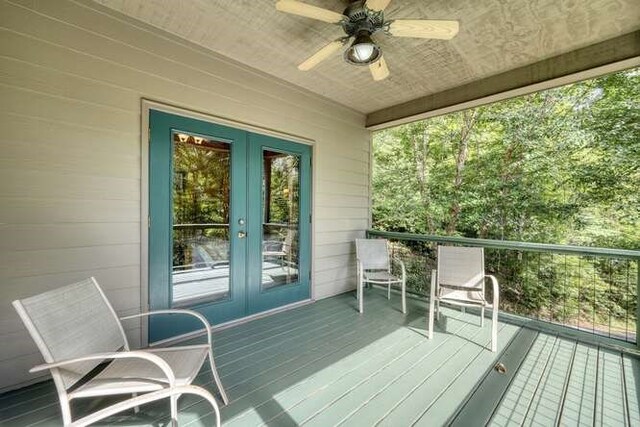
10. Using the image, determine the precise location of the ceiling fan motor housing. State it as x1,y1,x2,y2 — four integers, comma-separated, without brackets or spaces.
341,0,387,38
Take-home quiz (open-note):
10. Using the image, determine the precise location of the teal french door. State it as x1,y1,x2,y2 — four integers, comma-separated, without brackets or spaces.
148,110,311,342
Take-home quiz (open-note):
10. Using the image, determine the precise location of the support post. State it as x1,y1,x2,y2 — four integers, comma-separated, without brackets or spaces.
636,260,639,350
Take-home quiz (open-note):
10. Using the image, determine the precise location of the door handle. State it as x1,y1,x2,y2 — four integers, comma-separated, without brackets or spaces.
238,231,247,239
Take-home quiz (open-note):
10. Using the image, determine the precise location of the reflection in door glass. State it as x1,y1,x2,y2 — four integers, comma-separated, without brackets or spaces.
262,150,300,290
172,132,231,306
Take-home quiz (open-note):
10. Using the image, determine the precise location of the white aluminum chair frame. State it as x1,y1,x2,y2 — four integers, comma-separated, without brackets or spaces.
12,277,227,426
427,246,500,352
355,239,407,314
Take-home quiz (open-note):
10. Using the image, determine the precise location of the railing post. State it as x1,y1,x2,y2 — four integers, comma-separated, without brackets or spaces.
637,259,639,349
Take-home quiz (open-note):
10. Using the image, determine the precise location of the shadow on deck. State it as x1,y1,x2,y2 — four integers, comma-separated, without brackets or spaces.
1,288,639,426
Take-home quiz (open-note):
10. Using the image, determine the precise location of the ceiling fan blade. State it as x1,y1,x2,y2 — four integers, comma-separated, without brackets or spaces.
369,56,390,81
365,0,392,12
388,20,459,40
276,1,345,24
298,39,346,71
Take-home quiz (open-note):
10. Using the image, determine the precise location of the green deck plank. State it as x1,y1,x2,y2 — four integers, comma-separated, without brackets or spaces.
0,291,635,427
521,338,577,426
214,301,363,368
223,314,426,426
212,299,349,351
379,323,520,427
344,325,518,425
594,348,627,426
558,343,598,426
382,325,520,426
136,298,401,426
172,293,413,426
622,354,640,426
488,333,558,427
411,324,524,427
303,309,499,427
263,307,475,427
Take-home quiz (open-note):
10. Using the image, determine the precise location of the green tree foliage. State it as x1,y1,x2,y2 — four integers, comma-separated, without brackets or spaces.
373,68,639,339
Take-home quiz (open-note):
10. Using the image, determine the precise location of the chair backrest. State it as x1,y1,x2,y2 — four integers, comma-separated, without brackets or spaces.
12,277,128,389
437,246,485,288
355,239,390,270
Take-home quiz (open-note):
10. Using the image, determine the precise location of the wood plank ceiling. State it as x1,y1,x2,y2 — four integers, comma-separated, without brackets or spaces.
94,0,640,115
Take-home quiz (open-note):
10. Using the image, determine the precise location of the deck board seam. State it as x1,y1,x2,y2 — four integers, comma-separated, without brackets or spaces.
620,352,630,427
554,340,579,426
216,300,385,370
211,299,349,345
593,345,601,426
521,334,560,424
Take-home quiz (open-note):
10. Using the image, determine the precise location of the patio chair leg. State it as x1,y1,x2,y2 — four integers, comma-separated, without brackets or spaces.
491,308,498,352
481,307,485,327
170,394,179,426
428,279,436,339
208,351,229,405
132,392,140,414
436,300,440,321
61,399,72,426
387,282,391,300
358,279,364,314
401,280,406,314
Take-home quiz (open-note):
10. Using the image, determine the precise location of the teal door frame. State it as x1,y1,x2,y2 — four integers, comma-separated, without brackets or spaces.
148,109,311,342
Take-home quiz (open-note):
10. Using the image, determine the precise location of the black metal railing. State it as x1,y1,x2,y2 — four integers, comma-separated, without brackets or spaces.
368,230,640,346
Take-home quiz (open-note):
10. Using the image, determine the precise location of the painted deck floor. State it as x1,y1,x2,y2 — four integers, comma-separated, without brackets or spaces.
1,288,639,426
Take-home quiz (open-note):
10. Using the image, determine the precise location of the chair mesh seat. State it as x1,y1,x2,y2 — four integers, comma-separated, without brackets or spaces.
363,271,402,283
70,346,209,398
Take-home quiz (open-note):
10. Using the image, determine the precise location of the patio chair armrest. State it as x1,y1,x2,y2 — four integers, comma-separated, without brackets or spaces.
121,309,213,346
485,274,499,308
29,351,176,386
70,385,221,427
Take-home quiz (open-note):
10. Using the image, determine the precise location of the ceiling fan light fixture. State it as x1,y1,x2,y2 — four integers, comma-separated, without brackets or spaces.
344,31,381,66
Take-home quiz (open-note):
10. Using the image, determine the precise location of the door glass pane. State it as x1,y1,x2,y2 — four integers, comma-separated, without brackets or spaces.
262,150,300,290
172,132,231,306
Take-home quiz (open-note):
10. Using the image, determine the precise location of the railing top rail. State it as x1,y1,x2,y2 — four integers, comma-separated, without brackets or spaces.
367,229,640,259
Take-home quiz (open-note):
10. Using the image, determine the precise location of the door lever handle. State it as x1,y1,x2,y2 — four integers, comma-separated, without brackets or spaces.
238,231,247,239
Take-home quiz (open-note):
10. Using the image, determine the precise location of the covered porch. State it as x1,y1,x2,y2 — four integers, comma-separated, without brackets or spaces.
3,288,638,426
1,0,640,425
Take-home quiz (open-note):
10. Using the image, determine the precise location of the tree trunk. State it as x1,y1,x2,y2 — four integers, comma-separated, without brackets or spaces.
412,126,435,233
446,110,479,233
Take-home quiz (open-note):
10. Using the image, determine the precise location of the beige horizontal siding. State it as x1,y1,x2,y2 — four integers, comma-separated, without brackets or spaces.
0,0,370,391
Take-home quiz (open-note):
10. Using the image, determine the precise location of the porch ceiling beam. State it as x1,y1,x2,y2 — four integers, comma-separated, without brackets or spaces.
366,31,640,130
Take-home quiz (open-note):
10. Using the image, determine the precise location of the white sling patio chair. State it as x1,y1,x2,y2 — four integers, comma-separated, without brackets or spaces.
12,277,228,427
355,238,406,314
428,246,500,352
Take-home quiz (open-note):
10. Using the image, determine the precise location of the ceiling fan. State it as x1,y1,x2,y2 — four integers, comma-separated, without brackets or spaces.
275,0,459,81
